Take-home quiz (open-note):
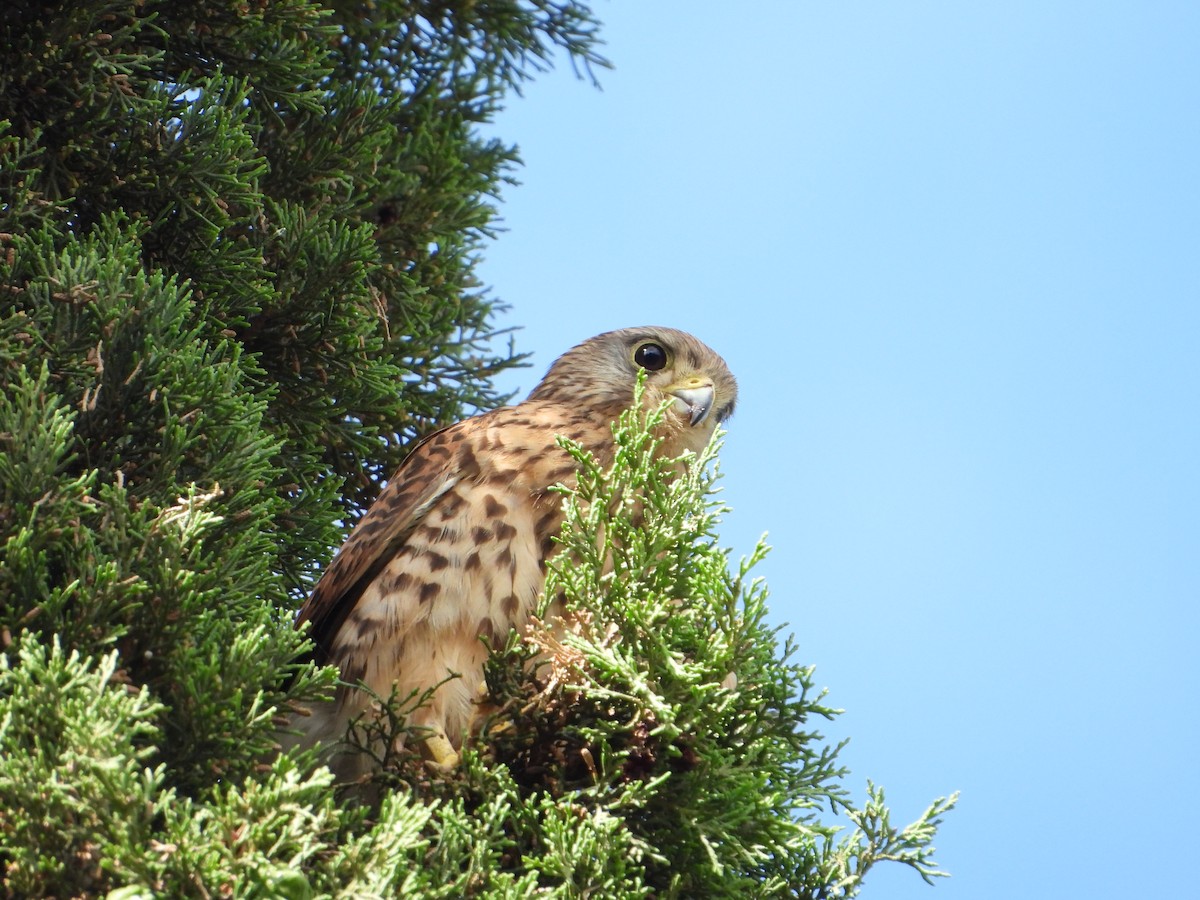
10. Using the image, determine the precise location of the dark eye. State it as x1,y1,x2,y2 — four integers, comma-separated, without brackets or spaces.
633,342,668,371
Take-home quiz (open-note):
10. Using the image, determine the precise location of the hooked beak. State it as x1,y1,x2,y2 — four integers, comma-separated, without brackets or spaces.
671,384,715,427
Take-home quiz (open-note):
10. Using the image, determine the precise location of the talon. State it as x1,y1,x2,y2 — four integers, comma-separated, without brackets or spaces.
424,733,460,770
487,719,515,737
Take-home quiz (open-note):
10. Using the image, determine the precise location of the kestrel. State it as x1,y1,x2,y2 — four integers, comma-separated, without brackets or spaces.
293,327,737,775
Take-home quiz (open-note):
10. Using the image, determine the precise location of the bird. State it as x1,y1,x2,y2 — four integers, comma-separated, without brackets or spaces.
291,326,737,777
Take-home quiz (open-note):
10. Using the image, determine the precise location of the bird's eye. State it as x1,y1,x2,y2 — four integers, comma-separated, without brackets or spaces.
633,342,669,371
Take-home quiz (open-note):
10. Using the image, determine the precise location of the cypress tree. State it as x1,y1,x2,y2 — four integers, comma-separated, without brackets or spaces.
0,3,954,896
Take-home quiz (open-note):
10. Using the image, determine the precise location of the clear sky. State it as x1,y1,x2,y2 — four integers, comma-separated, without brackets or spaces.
477,2,1199,896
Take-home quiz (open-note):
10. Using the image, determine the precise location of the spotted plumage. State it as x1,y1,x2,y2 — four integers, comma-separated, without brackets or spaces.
292,327,737,775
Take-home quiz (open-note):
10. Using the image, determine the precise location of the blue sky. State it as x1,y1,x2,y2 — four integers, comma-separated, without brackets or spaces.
478,2,1199,896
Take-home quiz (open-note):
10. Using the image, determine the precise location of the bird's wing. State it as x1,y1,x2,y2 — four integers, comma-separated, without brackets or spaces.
296,422,471,663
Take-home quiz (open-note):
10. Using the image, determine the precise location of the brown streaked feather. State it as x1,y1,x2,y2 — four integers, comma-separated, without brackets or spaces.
296,422,468,663
288,326,738,779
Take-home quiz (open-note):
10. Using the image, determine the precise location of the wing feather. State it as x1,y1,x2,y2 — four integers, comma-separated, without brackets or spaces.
296,423,469,663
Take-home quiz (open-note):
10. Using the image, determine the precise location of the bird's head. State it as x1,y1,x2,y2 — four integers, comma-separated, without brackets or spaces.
527,326,738,456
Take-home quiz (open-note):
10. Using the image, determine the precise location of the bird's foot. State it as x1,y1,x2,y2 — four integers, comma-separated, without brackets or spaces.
423,732,460,771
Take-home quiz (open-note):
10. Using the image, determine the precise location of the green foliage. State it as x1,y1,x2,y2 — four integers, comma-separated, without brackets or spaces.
0,220,328,795
0,2,953,896
467,389,957,897
0,639,167,897
0,404,956,897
